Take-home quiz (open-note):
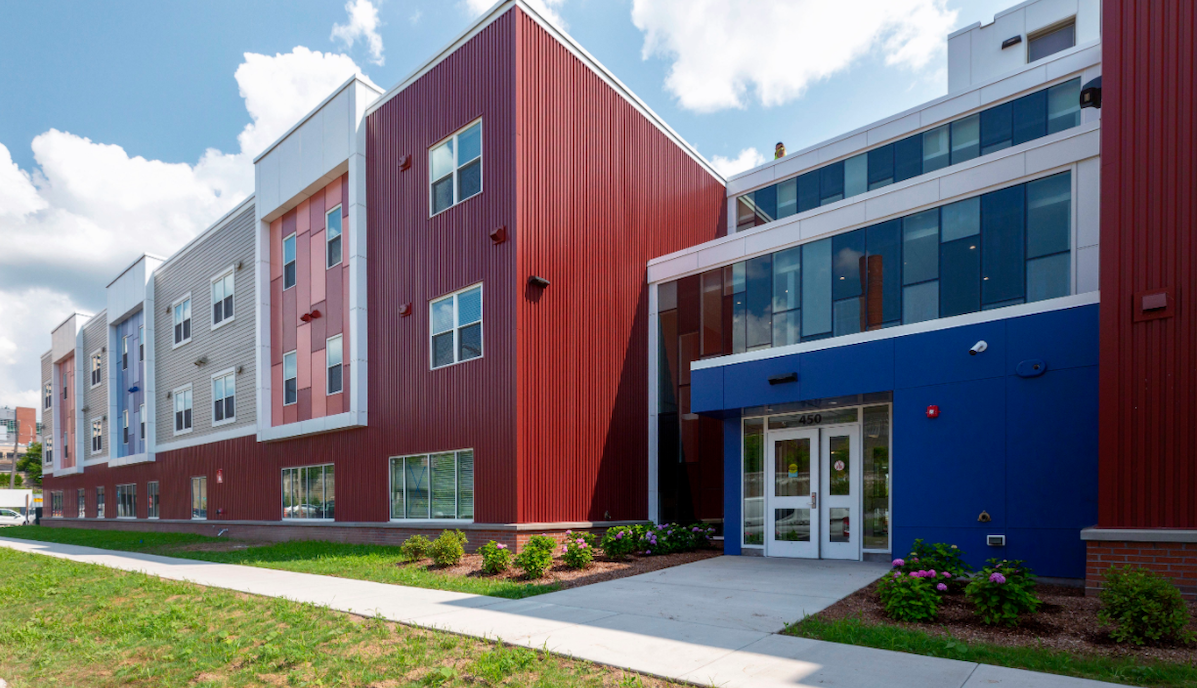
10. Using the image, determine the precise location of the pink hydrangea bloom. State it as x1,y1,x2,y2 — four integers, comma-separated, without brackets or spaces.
892,558,905,567
989,572,1007,584
497,543,507,549
942,571,951,578
937,583,948,592
909,572,919,578
929,569,937,577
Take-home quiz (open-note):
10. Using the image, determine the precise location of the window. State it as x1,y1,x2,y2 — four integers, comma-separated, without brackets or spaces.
91,419,103,453
670,172,1073,354
90,352,102,387
390,450,473,520
191,476,207,519
50,491,63,518
326,206,343,268
77,489,86,518
282,464,335,519
122,409,130,445
283,351,298,405
122,335,129,370
45,440,52,467
174,385,193,434
430,285,482,369
147,481,159,519
116,484,137,518
139,325,145,362
212,269,235,327
430,120,482,215
1028,20,1075,63
283,234,297,289
212,370,236,425
734,79,1082,232
44,381,51,409
96,486,105,518
327,335,343,395
62,368,68,398
173,296,192,346
140,403,146,440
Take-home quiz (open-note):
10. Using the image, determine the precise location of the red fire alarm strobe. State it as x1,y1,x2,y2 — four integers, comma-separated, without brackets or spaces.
926,405,940,418
216,469,224,484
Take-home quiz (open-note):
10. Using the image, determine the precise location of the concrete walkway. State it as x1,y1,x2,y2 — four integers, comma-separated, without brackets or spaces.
0,537,1118,688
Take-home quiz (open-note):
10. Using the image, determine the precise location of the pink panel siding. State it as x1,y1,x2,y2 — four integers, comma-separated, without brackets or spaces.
270,277,282,364
297,323,311,391
326,263,343,337
297,198,311,234
270,219,283,281
271,362,283,427
313,348,327,418
310,230,326,306
311,300,327,350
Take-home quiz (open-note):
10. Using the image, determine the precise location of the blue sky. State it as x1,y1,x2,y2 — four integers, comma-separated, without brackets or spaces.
0,0,1013,410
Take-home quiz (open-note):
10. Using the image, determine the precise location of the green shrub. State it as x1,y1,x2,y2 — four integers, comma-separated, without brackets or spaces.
478,540,512,575
514,534,556,579
965,559,1040,626
561,533,594,569
601,526,641,560
429,530,468,567
1098,566,1194,645
877,571,940,622
896,539,973,580
400,534,431,561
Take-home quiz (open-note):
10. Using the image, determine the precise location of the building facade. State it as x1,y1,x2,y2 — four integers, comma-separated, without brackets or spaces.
37,0,1197,593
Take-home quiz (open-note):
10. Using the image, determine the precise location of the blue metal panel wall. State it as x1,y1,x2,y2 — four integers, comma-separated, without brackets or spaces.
721,414,742,555
114,311,146,457
700,304,1099,578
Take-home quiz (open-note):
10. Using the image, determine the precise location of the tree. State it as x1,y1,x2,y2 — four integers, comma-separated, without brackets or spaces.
17,442,41,486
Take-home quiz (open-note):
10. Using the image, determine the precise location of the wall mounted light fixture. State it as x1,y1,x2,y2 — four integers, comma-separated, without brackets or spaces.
527,275,550,288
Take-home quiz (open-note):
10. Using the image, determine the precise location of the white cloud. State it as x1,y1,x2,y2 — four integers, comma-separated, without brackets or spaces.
631,0,957,112
331,0,386,66
0,46,364,410
464,0,567,28
710,147,768,178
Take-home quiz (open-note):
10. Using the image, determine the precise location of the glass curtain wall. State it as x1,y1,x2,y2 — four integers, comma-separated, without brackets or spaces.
737,79,1081,230
282,464,335,519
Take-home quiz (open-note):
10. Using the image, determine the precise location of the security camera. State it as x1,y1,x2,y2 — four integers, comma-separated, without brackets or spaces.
969,340,988,356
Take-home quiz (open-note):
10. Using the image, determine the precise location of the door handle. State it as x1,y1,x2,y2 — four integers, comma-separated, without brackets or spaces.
811,492,818,509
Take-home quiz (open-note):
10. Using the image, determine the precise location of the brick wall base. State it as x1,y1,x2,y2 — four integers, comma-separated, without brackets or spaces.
1085,540,1197,599
39,518,627,553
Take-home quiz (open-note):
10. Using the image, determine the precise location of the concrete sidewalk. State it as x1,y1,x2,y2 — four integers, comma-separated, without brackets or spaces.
0,537,1118,688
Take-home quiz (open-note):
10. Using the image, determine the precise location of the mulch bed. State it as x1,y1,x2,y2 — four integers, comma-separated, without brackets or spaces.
405,548,723,590
816,579,1197,663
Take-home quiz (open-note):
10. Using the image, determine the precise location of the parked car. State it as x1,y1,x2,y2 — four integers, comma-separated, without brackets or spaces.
0,508,29,526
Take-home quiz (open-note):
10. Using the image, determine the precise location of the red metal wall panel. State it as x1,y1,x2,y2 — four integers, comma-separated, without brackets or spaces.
1099,0,1197,528
513,12,727,523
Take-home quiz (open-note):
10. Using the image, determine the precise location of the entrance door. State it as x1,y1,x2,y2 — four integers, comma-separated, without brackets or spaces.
765,428,819,557
820,424,861,559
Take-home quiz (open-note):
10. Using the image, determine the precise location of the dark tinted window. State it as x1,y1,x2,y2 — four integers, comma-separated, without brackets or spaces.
820,161,845,205
746,255,772,349
902,209,939,285
981,185,1026,306
1012,90,1048,145
867,144,894,190
940,237,980,317
797,171,820,214
866,220,902,326
801,239,832,338
893,135,923,183
753,184,777,223
1026,173,1072,258
980,101,1013,155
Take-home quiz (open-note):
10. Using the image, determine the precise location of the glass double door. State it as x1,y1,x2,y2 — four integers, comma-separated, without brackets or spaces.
765,424,861,559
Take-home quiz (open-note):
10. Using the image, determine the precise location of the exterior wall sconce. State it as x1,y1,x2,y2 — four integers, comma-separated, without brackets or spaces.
767,372,797,385
527,275,550,288
193,356,208,367
398,303,412,317
299,309,322,323
1001,35,1022,49
1080,76,1102,109
490,226,507,244
398,154,411,170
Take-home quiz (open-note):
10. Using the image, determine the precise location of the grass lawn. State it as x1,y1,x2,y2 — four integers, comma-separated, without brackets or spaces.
0,526,560,599
0,546,683,688
786,616,1197,688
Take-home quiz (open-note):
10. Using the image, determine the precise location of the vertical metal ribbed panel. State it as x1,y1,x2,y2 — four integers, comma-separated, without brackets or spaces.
513,11,727,523
1099,0,1197,528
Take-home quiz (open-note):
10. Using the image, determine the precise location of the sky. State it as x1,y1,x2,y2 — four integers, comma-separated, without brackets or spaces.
0,0,1015,417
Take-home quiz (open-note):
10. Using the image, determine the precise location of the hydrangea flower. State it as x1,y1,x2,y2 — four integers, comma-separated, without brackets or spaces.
496,543,507,549
616,531,624,539
942,571,951,578
929,569,937,577
937,583,948,592
989,572,1006,584
892,558,905,567
645,549,652,554
893,572,901,579
909,572,919,578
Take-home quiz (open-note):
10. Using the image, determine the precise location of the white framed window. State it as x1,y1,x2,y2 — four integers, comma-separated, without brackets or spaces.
1028,19,1076,63
327,335,343,395
173,384,193,435
139,325,145,362
90,418,103,454
90,351,102,388
283,351,298,406
45,440,52,467
50,491,63,518
430,284,483,369
282,464,335,520
96,486,105,518
140,403,146,440
122,335,129,370
283,234,297,290
43,381,52,410
326,206,343,269
190,476,207,520
172,294,192,347
147,481,159,519
211,268,235,329
122,409,129,445
77,488,85,518
429,120,482,216
212,369,236,426
389,450,474,520
116,484,137,519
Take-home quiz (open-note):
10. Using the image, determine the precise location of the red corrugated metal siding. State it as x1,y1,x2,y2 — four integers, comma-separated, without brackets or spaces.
1099,0,1197,528
513,11,727,523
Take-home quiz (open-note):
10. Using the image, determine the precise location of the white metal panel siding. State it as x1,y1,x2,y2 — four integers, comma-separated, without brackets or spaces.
40,352,52,444
153,203,257,447
81,313,108,459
